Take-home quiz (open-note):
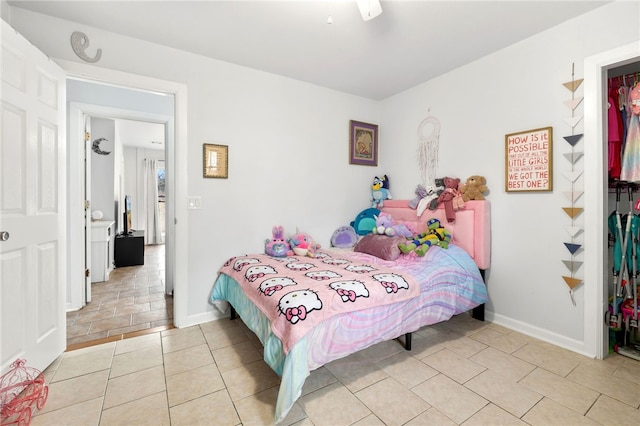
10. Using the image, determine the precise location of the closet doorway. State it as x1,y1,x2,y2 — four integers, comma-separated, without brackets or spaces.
605,60,640,361
584,40,639,360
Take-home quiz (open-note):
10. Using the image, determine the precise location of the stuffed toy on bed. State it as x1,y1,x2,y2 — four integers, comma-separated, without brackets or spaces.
372,212,414,238
288,231,321,257
398,218,451,256
265,226,293,257
371,175,392,208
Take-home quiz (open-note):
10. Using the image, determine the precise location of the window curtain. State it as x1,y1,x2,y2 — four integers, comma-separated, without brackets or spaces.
144,159,163,244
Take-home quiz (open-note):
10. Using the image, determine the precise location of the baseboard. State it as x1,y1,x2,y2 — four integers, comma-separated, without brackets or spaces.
176,309,226,328
485,311,595,358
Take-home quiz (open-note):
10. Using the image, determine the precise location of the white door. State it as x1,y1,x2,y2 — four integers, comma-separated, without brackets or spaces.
1,21,66,374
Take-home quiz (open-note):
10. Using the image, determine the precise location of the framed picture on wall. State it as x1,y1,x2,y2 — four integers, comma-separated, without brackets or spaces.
203,143,228,179
349,120,378,166
505,126,552,192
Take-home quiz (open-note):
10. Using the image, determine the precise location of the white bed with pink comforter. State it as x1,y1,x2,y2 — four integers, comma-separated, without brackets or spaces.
209,200,490,423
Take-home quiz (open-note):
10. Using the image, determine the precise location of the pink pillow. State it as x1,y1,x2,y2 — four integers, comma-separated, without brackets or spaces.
354,234,405,261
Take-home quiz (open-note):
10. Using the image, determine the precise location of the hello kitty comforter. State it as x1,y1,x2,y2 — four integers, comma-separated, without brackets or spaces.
217,250,420,353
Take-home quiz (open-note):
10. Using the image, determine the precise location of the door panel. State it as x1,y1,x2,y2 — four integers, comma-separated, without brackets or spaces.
1,21,66,374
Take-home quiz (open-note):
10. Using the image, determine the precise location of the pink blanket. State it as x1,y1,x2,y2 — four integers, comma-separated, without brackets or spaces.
218,250,420,353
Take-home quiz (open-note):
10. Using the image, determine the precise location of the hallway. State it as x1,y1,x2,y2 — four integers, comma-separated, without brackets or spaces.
66,244,173,350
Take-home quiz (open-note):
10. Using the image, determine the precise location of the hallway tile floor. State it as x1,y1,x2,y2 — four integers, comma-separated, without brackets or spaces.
66,244,172,349
35,313,640,425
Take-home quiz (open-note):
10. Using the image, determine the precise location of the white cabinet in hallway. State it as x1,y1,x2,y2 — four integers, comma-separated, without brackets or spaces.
91,220,115,282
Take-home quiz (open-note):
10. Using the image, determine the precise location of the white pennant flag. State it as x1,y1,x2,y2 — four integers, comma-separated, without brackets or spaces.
565,225,583,237
564,170,583,182
563,97,584,110
563,191,583,203
563,116,583,128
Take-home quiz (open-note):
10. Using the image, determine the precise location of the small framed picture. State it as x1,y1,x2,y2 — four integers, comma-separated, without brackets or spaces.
349,120,378,166
203,143,228,179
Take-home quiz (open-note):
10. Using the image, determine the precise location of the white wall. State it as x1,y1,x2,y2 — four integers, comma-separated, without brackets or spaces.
90,118,116,222
6,2,640,355
380,2,639,355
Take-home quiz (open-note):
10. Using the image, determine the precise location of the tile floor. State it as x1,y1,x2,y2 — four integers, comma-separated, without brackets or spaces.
66,244,173,349
31,313,640,425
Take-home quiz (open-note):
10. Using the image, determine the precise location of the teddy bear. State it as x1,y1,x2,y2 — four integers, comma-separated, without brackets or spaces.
398,218,452,256
460,175,488,201
436,176,463,223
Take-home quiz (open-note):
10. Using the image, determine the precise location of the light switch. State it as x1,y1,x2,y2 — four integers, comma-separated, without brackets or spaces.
187,196,202,209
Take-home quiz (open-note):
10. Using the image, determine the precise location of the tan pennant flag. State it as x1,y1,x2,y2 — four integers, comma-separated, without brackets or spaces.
563,79,584,92
562,276,582,289
563,207,583,218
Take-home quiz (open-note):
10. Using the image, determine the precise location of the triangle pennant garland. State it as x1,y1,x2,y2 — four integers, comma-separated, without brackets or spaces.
562,191,584,203
563,97,584,110
564,225,583,237
562,276,583,289
563,116,584,128
563,207,583,218
563,151,584,164
563,134,584,146
562,260,584,273
563,78,584,92
560,67,584,305
564,242,582,254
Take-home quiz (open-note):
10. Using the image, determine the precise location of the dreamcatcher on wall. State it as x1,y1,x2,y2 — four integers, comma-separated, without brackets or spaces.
417,111,441,188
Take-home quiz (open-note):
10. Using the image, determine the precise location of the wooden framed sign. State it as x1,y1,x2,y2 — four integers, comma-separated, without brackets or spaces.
505,126,552,192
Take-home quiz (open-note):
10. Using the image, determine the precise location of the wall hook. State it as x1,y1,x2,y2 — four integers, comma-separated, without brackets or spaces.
70,31,102,63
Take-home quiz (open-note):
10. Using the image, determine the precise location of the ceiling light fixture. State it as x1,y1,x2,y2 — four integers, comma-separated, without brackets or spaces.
356,0,382,22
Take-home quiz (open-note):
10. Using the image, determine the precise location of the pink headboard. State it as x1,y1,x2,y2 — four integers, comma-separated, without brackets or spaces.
380,200,491,270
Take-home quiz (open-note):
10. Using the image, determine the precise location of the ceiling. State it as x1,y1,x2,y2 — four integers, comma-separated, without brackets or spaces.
7,0,611,100
117,119,165,150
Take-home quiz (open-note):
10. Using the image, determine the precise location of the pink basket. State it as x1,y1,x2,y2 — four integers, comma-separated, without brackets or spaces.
0,359,48,426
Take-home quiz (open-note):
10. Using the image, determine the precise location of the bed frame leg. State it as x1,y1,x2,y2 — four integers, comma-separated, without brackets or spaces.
230,306,237,320
472,269,486,322
404,333,412,351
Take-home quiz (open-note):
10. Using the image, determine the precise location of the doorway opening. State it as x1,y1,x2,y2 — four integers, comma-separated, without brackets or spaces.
66,77,177,349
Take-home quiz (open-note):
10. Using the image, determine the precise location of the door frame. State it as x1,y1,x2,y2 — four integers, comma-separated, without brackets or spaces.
59,59,188,327
68,104,174,308
584,40,640,359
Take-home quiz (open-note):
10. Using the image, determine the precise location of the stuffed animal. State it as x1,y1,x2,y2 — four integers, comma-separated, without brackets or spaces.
427,178,446,211
372,212,414,238
350,207,380,235
330,226,358,248
371,175,392,208
265,225,293,257
288,231,321,257
460,175,488,201
398,218,451,256
436,176,463,223
409,185,427,210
